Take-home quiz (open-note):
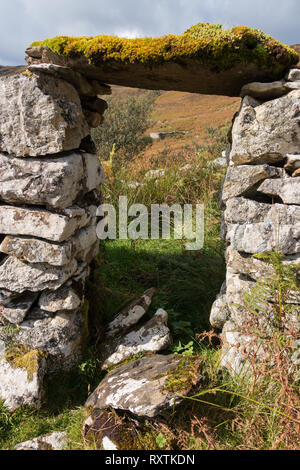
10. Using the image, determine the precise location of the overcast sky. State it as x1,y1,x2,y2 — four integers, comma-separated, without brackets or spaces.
1,0,299,65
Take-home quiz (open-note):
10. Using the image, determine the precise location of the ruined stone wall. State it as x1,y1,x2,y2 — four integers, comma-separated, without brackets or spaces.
210,70,300,374
0,51,299,412
0,65,110,410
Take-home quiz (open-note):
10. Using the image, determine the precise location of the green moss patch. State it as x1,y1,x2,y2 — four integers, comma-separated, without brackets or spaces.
5,345,45,382
31,23,298,73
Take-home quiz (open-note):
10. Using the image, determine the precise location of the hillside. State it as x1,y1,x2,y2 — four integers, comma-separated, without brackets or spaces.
110,85,240,158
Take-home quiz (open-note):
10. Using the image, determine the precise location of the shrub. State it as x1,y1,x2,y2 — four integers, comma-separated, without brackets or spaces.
92,91,159,163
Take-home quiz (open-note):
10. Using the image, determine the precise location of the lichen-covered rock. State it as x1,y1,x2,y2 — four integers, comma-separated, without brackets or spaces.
226,246,300,282
0,235,73,266
226,222,300,254
0,291,37,324
0,72,89,157
28,63,96,96
0,224,98,266
224,197,300,225
12,307,86,371
0,204,96,242
209,281,230,330
85,354,204,418
0,152,104,209
15,431,68,450
0,348,46,411
224,197,300,254
38,286,82,313
230,91,300,165
100,309,171,370
0,257,77,293
257,177,300,204
105,288,156,338
222,165,285,202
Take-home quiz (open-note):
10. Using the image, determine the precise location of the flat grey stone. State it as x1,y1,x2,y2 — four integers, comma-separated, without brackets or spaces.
86,354,204,418
222,165,285,202
0,257,78,293
0,204,96,242
0,152,104,209
258,176,300,204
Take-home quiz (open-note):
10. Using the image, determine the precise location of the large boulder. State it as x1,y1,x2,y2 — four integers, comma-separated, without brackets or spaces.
0,72,89,157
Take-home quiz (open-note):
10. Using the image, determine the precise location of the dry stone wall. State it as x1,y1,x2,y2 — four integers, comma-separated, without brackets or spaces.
0,65,109,410
210,70,300,374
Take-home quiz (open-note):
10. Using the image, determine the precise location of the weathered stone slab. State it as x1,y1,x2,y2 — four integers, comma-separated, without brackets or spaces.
105,288,156,338
0,204,96,242
15,431,68,450
0,349,46,411
222,165,285,202
257,177,300,204
230,91,300,165
0,224,98,266
0,235,73,266
226,246,300,281
13,307,85,372
39,286,81,313
0,72,89,157
0,292,37,324
0,152,104,209
28,63,96,96
25,37,299,97
226,222,300,254
240,80,287,100
0,257,77,293
224,197,300,225
86,354,204,418
100,309,171,370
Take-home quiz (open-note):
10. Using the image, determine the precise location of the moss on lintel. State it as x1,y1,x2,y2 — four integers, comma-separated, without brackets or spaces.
30,23,299,73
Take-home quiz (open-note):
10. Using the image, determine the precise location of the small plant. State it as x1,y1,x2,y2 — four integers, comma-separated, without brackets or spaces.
92,92,158,163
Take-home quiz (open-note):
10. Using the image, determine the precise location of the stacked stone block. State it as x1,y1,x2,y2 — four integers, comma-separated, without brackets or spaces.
210,69,300,374
0,66,109,410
